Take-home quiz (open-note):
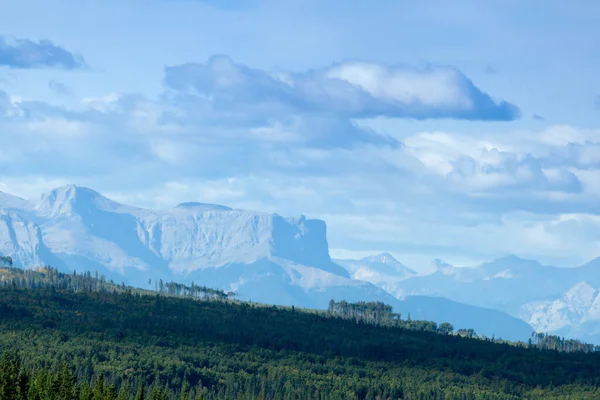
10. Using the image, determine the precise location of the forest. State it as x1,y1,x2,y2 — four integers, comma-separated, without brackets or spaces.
0,264,599,399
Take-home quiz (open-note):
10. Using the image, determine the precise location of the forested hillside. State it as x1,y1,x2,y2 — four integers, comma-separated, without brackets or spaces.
0,265,599,399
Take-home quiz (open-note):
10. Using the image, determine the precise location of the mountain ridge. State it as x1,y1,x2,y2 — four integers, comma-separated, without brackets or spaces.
0,184,534,341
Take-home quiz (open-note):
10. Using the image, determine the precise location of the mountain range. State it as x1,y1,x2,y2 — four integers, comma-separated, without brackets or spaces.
353,254,600,343
0,184,569,342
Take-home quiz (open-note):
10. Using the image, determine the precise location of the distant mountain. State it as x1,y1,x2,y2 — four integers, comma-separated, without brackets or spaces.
0,185,534,341
383,255,600,343
432,258,454,273
397,296,533,342
520,282,600,343
335,253,417,288
390,255,600,315
0,191,28,210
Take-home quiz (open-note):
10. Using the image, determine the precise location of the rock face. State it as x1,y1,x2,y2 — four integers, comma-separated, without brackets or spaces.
0,210,47,267
520,282,600,342
0,185,534,341
4,185,347,281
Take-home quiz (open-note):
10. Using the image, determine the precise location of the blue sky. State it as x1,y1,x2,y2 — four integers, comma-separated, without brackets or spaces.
1,0,600,270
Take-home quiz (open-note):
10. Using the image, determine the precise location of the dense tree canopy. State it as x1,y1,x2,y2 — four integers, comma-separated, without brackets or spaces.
0,265,599,399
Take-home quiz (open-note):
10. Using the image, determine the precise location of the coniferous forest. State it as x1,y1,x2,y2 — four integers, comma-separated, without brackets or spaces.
0,265,600,399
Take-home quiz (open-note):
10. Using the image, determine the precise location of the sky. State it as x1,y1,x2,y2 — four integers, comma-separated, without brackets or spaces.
1,0,600,271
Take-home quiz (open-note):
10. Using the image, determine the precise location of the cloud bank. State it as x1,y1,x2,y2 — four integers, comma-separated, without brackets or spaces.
164,55,520,121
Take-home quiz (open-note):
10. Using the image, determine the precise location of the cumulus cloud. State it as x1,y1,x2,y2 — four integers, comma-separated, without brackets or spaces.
401,125,600,218
446,149,582,194
0,70,589,210
164,55,520,121
0,35,86,69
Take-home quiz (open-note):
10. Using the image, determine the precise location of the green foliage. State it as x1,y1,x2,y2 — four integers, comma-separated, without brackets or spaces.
529,332,596,353
0,265,599,398
439,322,455,334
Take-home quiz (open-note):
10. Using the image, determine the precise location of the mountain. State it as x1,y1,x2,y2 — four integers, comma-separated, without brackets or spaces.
397,295,533,342
433,258,454,273
335,253,417,288
325,253,533,340
390,255,597,315
521,282,598,333
0,185,534,340
4,184,348,279
520,282,600,343
0,191,28,210
385,255,600,343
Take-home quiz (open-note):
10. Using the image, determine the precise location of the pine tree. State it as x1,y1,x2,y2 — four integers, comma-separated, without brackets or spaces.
135,383,145,400
117,381,130,400
0,351,19,400
16,368,29,400
93,374,105,399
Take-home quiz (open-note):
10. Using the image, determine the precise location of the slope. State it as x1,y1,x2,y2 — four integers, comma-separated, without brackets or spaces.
0,274,597,399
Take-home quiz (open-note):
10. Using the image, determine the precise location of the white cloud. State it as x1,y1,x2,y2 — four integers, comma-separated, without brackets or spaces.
326,62,473,110
164,55,520,121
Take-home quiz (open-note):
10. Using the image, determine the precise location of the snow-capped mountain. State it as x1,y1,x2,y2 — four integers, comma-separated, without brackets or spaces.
433,258,454,274
384,255,600,343
390,255,596,315
0,184,534,341
520,282,600,341
335,253,417,287
19,185,349,279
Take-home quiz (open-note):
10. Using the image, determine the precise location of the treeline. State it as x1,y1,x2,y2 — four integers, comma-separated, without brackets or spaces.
0,265,233,301
156,280,232,301
0,266,122,293
1,264,598,355
326,300,598,352
530,332,597,353
327,300,448,333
